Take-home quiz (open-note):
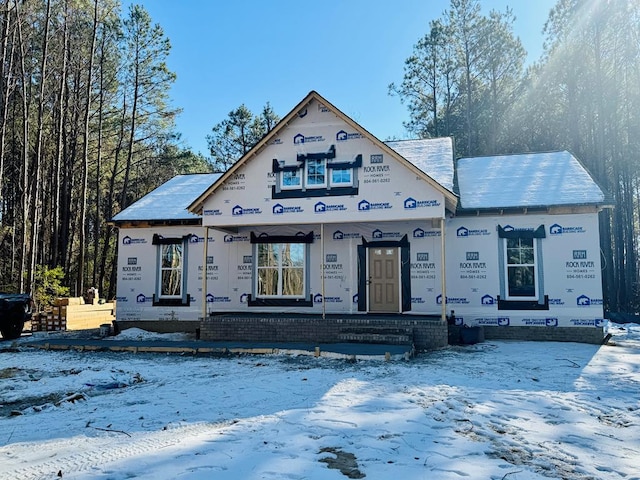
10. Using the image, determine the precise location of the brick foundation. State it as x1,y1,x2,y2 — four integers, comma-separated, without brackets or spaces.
200,314,448,351
480,326,603,344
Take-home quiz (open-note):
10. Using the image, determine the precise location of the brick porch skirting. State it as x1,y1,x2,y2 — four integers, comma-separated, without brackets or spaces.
200,313,448,351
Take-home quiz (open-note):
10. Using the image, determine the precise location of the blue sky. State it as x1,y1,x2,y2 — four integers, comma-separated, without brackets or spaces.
124,1,557,157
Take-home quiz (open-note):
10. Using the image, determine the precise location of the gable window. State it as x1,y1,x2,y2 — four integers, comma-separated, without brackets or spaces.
497,225,548,310
152,234,191,306
306,158,326,187
272,145,361,199
331,167,352,186
281,162,301,189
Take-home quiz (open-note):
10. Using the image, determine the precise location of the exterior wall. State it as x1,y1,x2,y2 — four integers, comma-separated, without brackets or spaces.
115,212,605,346
206,221,443,315
444,213,604,340
115,220,444,321
116,226,210,323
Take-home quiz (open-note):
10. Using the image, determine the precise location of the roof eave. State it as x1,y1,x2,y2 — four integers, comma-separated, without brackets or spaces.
456,201,613,216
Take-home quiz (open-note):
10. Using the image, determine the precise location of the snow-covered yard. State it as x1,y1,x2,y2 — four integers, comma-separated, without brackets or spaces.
0,324,638,480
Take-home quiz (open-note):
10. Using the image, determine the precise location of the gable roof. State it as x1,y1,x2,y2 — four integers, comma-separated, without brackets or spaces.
188,91,458,214
111,173,222,225
456,151,610,211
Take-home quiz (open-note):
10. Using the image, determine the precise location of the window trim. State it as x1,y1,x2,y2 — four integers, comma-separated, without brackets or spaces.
152,234,191,307
255,242,307,299
496,225,548,311
279,161,302,190
504,236,538,300
248,232,314,307
330,166,353,187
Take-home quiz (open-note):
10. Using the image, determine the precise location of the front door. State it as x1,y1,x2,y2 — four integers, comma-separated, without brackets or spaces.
368,247,399,312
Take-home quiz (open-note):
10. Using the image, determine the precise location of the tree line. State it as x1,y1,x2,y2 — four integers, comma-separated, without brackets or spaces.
390,0,639,315
3,0,637,316
0,0,209,303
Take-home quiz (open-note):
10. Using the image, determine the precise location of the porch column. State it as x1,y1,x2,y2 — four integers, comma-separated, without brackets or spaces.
440,218,447,322
321,223,326,319
202,226,209,323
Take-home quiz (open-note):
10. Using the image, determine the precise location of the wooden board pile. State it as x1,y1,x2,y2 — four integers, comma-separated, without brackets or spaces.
31,297,115,332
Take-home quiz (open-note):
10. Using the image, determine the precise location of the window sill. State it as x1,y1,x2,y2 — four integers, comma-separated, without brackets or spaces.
152,296,190,307
248,295,313,307
497,295,549,310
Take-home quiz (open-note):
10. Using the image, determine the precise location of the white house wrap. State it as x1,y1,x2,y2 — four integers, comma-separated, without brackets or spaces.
111,91,612,347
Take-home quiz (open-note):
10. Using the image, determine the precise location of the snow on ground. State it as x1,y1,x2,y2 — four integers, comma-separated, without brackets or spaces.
0,324,638,480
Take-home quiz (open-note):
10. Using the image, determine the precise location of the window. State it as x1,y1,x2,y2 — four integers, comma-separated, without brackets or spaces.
306,158,326,188
331,167,352,186
280,162,301,189
271,147,361,199
160,244,182,297
505,237,536,298
248,231,313,307
152,234,190,306
256,243,305,297
497,225,548,310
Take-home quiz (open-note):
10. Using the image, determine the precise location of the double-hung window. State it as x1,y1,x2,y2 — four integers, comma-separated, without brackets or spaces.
505,237,536,298
160,244,183,298
257,243,305,297
249,231,313,307
497,225,548,310
152,234,190,306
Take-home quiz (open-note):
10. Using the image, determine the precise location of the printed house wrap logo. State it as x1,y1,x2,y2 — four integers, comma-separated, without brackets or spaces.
550,223,586,235
314,293,342,303
122,236,147,245
577,295,603,306
224,234,249,243
332,230,360,240
293,133,324,144
413,228,440,238
136,294,147,303
481,294,495,305
232,204,262,216
372,229,401,239
476,317,511,326
404,197,441,209
272,203,304,215
336,129,363,141
315,201,347,213
456,226,490,237
358,199,392,211
436,294,470,305
206,293,232,303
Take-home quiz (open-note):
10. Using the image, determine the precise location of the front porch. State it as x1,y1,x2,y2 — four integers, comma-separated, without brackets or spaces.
200,313,447,351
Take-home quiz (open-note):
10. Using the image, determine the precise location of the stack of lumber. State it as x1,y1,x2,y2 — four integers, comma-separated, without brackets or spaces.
31,297,115,332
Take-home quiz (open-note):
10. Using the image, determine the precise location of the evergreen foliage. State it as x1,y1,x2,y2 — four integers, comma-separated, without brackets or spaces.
392,0,640,313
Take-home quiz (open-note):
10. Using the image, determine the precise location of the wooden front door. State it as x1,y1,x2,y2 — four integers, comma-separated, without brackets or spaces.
368,247,399,312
